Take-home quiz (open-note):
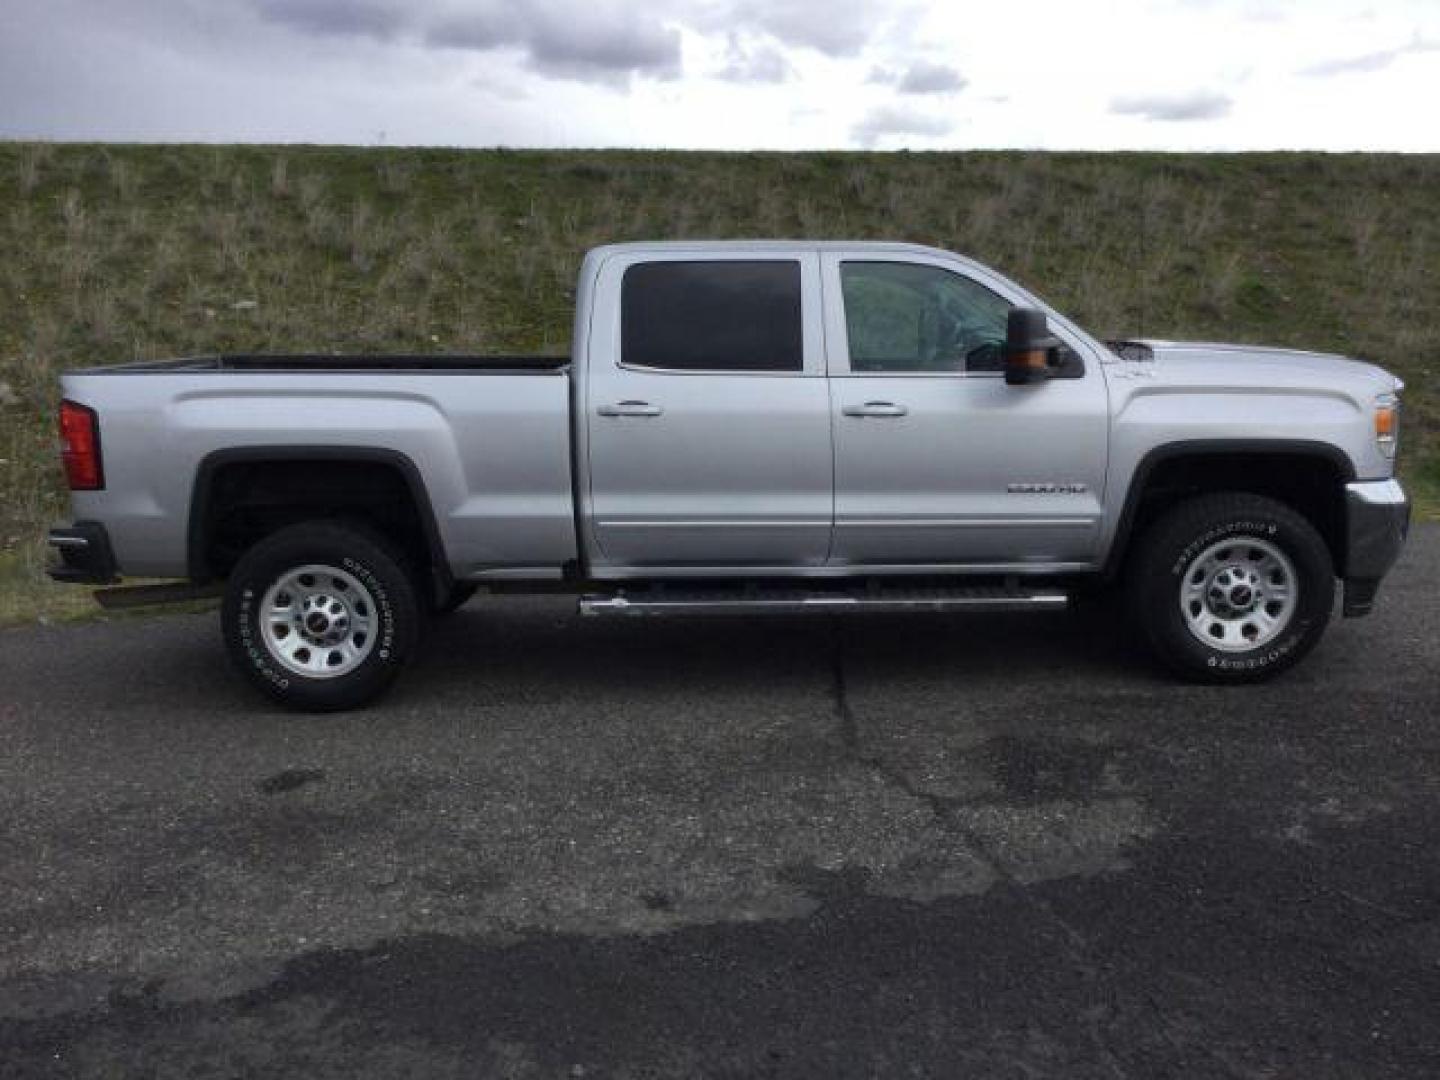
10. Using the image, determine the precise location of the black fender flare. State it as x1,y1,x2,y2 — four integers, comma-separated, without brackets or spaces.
1101,438,1357,580
186,445,453,602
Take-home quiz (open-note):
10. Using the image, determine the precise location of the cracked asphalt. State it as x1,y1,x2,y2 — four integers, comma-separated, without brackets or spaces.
1,525,1437,1078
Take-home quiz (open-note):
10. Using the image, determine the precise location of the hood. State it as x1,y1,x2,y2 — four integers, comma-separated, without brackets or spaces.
1118,339,1403,396
1103,339,1403,483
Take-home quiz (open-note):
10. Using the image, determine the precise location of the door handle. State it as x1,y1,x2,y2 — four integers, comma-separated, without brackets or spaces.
843,401,908,418
598,400,664,418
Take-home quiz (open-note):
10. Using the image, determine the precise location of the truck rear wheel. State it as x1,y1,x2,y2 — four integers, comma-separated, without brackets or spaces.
1129,492,1334,683
222,520,421,711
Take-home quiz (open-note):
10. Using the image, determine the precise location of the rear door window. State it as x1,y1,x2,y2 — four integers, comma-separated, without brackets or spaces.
622,261,803,372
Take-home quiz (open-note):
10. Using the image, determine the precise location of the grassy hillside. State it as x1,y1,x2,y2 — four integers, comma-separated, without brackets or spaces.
1,143,1436,623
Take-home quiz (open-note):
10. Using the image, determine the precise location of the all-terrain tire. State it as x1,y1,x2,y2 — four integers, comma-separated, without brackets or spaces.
222,520,421,711
1128,492,1334,683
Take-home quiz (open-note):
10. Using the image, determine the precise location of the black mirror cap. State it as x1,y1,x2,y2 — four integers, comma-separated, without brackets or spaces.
1004,307,1062,385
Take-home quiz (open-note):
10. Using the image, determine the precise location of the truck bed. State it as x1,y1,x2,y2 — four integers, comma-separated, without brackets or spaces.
73,354,570,374
60,356,579,579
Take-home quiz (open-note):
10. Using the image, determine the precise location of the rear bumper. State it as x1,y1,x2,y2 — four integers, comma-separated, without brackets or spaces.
1342,479,1410,617
46,522,119,585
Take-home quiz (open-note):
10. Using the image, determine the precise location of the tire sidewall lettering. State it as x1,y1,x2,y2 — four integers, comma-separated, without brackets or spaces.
341,556,397,662
1169,519,1281,578
235,586,291,690
1203,625,1305,671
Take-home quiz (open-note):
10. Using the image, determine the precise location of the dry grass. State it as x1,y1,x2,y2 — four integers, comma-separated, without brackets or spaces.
0,144,1436,624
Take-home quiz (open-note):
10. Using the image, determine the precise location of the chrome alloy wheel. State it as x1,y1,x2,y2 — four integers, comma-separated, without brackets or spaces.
260,563,378,678
1179,536,1299,652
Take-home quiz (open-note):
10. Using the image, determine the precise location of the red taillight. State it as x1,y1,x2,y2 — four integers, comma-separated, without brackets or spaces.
59,399,104,491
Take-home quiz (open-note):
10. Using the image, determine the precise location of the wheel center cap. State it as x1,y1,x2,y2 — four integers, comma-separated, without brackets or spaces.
306,612,330,634
1230,584,1253,607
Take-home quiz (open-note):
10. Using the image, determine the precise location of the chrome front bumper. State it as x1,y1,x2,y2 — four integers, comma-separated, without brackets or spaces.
1342,479,1410,617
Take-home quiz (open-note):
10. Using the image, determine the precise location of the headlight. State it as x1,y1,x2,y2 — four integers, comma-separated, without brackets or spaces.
1375,393,1400,458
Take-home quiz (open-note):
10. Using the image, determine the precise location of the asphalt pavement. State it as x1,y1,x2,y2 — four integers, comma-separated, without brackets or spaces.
1,527,1437,1078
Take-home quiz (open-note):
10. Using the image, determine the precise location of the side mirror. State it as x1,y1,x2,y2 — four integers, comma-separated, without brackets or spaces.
1004,308,1062,386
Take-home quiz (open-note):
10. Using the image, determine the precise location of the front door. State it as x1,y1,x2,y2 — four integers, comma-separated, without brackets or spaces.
822,253,1109,569
584,252,833,570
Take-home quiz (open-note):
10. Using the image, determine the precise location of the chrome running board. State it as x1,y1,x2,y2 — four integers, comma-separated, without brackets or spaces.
579,585,1069,618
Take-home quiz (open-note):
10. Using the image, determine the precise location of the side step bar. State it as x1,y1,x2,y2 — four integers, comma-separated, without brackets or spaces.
93,582,224,610
580,586,1069,618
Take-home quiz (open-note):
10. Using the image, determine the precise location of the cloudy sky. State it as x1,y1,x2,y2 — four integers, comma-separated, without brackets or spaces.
2,0,1437,150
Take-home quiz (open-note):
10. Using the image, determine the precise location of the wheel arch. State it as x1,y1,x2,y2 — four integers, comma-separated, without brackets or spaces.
1103,439,1356,581
187,445,453,603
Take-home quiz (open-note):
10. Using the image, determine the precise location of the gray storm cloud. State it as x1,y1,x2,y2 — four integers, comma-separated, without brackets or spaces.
425,5,683,86
868,61,968,94
713,0,888,57
716,35,795,84
1300,32,1440,77
896,61,967,95
248,0,685,86
245,0,891,85
252,0,406,40
1110,91,1232,122
851,104,954,147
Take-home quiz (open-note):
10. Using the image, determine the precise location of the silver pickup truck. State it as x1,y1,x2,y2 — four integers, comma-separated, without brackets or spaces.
48,241,1410,710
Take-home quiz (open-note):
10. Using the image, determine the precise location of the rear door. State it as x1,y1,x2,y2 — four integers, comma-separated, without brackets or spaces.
583,251,833,570
822,251,1109,569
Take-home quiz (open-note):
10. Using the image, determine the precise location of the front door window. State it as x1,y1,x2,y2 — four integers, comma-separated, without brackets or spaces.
840,261,1012,374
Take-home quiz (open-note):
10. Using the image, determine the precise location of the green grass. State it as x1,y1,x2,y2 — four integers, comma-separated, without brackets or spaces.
1,143,1436,624
0,547,96,626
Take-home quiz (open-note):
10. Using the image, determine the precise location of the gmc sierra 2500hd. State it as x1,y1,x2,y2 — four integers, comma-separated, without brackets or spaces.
48,242,1410,710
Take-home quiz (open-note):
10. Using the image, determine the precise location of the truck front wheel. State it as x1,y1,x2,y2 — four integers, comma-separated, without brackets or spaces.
222,520,421,711
1129,492,1334,683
